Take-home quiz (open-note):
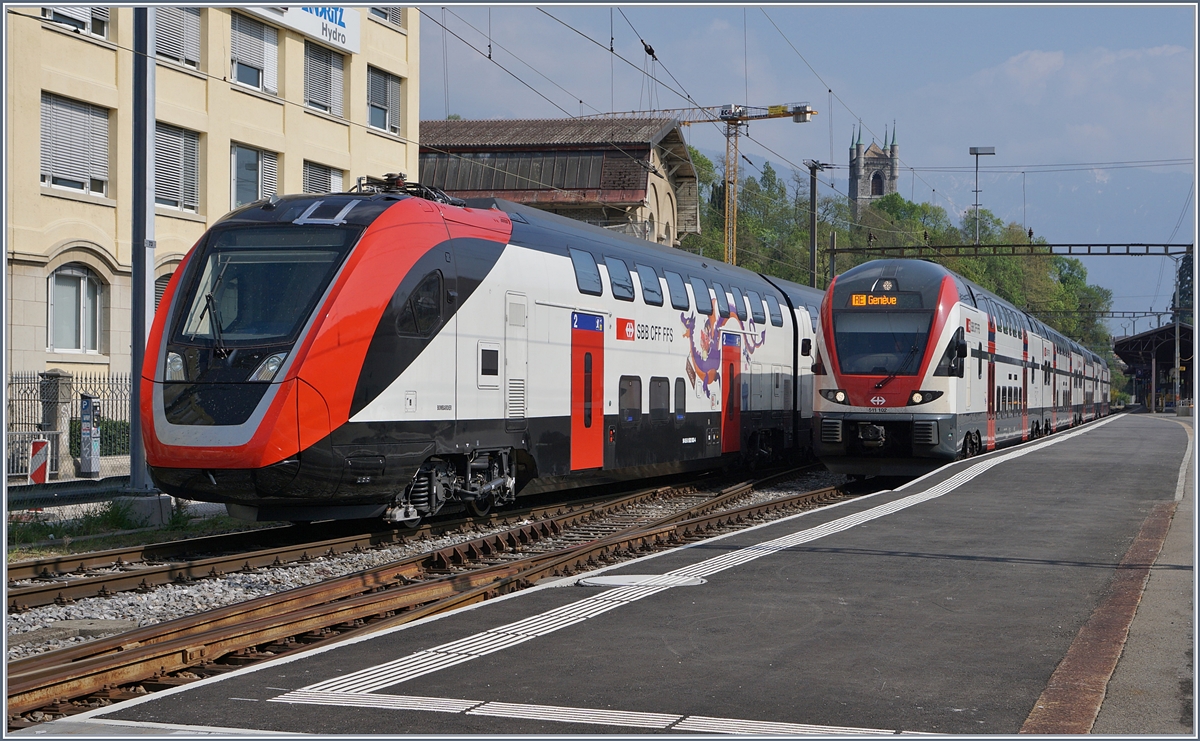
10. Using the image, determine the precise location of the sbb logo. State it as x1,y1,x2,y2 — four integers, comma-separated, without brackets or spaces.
617,318,636,341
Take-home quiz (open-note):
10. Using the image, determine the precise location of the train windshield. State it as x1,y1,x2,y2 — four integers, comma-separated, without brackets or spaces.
833,311,933,375
171,226,360,348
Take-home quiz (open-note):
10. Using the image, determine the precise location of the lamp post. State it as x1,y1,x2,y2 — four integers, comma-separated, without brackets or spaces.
969,146,995,245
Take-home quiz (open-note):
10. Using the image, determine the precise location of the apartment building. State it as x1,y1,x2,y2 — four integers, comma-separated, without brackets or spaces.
5,6,420,376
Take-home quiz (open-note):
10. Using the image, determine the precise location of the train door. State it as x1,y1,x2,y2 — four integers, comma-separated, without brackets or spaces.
570,312,604,470
721,332,741,453
505,292,528,431
986,312,996,449
771,364,784,413
1021,330,1029,440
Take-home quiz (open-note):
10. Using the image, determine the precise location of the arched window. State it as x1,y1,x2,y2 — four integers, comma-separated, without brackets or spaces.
871,171,884,196
647,213,656,242
155,274,174,311
48,264,102,352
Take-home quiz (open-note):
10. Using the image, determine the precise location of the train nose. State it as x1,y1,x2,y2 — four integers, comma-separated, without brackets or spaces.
857,423,886,448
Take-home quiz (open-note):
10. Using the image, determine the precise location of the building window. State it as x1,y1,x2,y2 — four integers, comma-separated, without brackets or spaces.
871,171,884,196
155,122,200,212
48,264,102,353
41,6,108,38
305,40,344,116
156,7,200,68
154,274,173,311
231,144,278,209
40,93,109,196
302,161,343,193
367,66,402,134
369,7,405,29
231,12,278,94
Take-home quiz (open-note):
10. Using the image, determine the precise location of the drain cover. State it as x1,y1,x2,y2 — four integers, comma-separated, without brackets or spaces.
577,574,706,588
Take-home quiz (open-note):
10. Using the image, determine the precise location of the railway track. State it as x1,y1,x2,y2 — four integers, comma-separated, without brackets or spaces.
7,467,851,728
7,478,730,611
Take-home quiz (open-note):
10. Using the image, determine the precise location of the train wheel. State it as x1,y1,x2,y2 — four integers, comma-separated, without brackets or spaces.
467,494,494,518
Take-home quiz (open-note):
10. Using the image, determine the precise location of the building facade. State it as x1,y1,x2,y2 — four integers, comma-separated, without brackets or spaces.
6,6,420,376
418,118,699,247
848,124,898,218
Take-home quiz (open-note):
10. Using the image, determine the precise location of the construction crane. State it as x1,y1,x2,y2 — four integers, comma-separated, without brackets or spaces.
586,103,817,265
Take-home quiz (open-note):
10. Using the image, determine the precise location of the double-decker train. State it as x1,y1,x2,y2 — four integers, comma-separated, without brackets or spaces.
812,259,1110,476
141,179,825,523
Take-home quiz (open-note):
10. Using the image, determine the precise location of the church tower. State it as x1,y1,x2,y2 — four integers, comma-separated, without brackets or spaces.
849,124,900,219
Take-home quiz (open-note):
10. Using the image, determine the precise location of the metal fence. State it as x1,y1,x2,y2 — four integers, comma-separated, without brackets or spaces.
6,371,132,484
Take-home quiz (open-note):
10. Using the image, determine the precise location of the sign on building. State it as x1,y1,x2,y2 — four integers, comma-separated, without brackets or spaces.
242,7,361,54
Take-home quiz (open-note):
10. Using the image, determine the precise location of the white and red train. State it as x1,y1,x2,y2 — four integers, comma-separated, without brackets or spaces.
812,259,1110,476
141,183,825,522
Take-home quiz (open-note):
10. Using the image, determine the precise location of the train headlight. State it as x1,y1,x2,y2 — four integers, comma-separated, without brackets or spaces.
907,390,944,405
820,389,850,405
249,352,287,382
166,352,185,381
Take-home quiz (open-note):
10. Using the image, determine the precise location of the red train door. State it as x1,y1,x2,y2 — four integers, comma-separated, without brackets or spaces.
721,332,741,454
986,316,996,450
570,312,604,470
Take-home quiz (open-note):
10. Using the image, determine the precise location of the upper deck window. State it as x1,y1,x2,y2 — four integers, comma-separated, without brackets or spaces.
569,249,603,296
636,264,663,306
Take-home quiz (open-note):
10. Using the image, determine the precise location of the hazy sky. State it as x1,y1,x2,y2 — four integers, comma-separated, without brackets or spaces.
417,4,1196,333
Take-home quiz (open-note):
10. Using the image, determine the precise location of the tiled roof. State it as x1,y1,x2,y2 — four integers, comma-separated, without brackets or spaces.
420,117,679,148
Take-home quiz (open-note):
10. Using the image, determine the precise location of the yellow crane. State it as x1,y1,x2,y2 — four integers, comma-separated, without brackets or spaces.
588,103,817,264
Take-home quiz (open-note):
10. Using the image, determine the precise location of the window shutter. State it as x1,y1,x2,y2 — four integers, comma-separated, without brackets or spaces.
305,42,343,116
386,73,401,133
156,7,185,63
232,13,277,93
367,67,387,109
155,274,171,311
46,6,89,23
260,150,277,197
389,7,403,26
155,122,182,204
331,168,342,192
182,8,200,65
302,161,323,193
42,94,106,186
155,123,198,209
91,7,108,22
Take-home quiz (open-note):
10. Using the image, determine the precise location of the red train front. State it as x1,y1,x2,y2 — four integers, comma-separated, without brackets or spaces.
813,259,1109,477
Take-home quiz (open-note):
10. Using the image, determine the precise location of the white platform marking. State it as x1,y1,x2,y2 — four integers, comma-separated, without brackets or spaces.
286,416,1116,698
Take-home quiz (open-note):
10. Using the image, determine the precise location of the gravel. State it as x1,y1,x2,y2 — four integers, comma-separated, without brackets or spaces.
7,469,848,661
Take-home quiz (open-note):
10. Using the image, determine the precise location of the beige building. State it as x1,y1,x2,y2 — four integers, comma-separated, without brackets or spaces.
5,6,420,376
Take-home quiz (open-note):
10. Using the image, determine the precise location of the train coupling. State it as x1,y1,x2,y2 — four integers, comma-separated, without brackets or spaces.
857,423,887,448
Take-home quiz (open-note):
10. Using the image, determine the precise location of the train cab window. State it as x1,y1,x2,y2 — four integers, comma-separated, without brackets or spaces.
674,377,686,424
765,294,784,327
747,290,767,324
689,276,713,315
569,248,603,296
635,264,664,306
711,282,731,317
605,257,635,301
730,287,748,320
649,377,670,423
619,375,642,425
664,271,690,311
395,271,442,336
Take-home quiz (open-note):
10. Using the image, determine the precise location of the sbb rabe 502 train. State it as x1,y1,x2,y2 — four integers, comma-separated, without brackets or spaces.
141,180,825,523
812,259,1109,476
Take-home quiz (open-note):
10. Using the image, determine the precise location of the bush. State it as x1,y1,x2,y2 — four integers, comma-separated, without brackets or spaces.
68,417,131,457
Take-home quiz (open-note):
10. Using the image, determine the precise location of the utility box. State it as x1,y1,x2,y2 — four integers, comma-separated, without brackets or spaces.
80,394,100,478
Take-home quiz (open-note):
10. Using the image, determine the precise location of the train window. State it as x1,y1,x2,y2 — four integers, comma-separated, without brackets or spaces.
395,271,442,336
619,376,642,425
711,282,731,317
636,264,664,306
765,294,784,327
664,271,690,311
568,248,603,296
583,352,594,428
747,290,766,324
649,377,670,423
978,343,983,378
806,305,819,332
730,287,748,320
675,378,686,423
481,348,498,376
690,276,713,315
605,257,635,301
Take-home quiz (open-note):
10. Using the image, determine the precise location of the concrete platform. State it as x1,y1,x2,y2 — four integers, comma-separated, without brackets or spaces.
16,412,1193,736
